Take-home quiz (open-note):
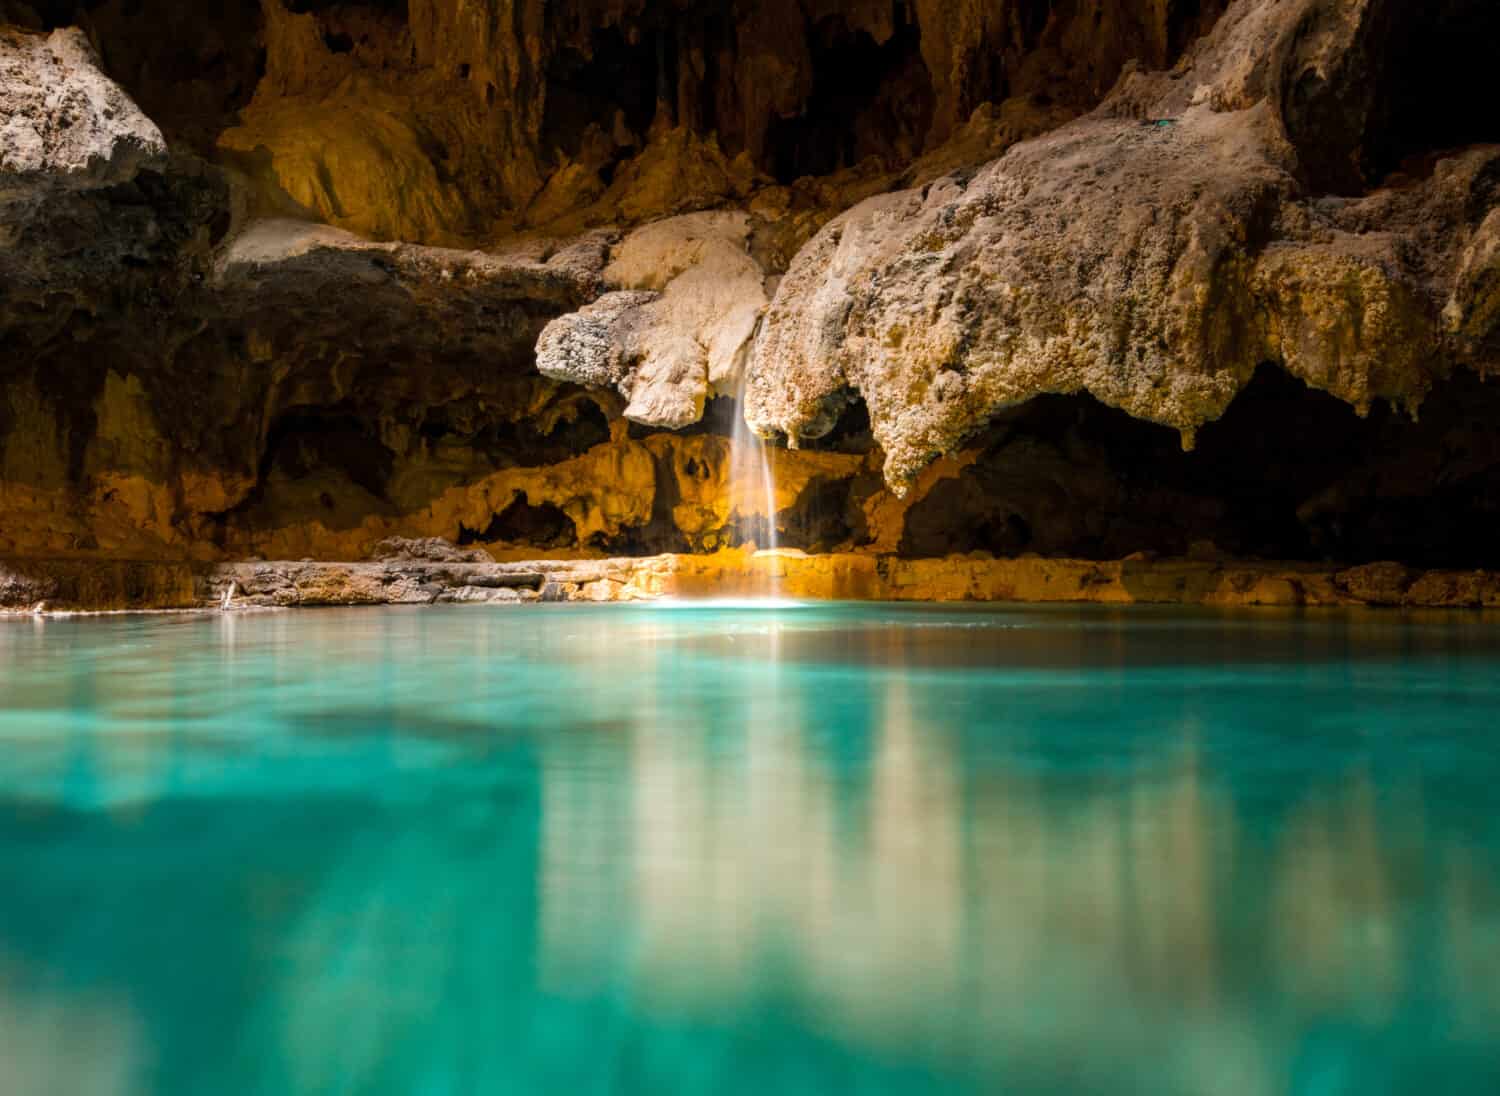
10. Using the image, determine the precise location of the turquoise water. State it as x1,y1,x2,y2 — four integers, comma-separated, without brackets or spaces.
2,603,1500,1095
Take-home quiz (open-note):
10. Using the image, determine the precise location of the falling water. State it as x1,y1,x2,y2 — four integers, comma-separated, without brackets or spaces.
728,366,781,593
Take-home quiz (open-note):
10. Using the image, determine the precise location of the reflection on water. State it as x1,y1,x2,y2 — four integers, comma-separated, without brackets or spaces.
2,605,1500,1094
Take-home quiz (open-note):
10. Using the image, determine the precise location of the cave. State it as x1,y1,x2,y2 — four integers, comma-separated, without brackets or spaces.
897,369,1500,569
9,3,1500,1088
1363,0,1500,182
541,24,665,166
766,7,934,183
0,0,1497,590
459,494,577,548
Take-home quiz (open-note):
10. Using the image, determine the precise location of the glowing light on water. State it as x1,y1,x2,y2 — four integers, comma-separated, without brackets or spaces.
646,597,807,611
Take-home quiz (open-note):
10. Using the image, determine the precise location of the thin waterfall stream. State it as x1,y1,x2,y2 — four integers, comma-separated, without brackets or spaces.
729,365,781,594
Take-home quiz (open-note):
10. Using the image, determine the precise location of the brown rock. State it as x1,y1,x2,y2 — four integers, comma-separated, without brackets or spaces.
368,537,492,564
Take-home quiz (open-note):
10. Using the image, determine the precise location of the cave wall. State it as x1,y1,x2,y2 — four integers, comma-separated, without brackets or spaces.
2,0,1499,570
6,0,1230,242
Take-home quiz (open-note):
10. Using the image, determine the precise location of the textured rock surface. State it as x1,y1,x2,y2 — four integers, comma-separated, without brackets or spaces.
9,550,1500,613
537,211,771,427
0,26,164,196
745,0,1500,487
2,0,1500,585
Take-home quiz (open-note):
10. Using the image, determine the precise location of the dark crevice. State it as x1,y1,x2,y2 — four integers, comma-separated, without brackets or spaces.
589,449,688,556
254,409,394,503
1363,0,1500,183
459,494,576,548
1165,0,1211,60
802,393,875,454
779,476,864,552
419,397,609,468
897,367,1500,568
766,8,933,184
540,25,663,168
1288,0,1500,193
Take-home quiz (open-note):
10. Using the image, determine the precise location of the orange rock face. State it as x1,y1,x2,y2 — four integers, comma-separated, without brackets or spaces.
2,1,1500,583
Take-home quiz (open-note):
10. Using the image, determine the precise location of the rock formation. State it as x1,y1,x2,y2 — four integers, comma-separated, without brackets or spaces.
2,0,1499,599
745,0,1500,486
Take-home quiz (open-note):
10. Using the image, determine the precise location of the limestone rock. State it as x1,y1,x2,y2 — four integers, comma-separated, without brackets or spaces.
4,0,1500,577
536,290,658,393
1447,205,1500,367
219,91,473,246
0,26,164,199
745,101,1304,486
745,0,1500,489
537,212,771,429
368,537,491,564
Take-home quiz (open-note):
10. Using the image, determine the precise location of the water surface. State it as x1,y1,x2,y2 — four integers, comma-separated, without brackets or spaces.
2,603,1499,1095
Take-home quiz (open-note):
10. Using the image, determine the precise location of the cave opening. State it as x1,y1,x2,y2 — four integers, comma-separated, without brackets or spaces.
283,0,407,17
897,367,1500,568
541,23,668,168
804,392,875,455
459,494,577,549
256,409,394,503
421,397,610,469
780,476,864,553
1363,0,1500,183
766,6,934,184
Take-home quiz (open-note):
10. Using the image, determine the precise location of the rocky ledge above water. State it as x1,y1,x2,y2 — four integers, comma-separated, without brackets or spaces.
6,544,1500,613
2,0,1499,587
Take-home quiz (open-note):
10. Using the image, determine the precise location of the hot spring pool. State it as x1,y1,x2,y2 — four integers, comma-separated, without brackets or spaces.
2,603,1499,1094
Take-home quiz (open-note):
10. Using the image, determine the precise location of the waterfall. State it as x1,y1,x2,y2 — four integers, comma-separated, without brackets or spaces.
728,366,781,593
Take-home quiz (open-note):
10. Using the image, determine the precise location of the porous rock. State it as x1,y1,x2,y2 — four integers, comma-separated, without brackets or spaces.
744,0,1500,489
537,211,771,428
